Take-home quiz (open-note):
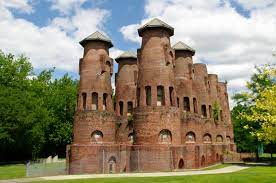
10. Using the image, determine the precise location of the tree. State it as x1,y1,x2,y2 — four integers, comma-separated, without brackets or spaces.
0,51,78,161
232,64,276,158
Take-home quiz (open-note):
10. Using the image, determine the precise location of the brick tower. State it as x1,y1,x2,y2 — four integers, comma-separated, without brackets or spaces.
69,31,117,174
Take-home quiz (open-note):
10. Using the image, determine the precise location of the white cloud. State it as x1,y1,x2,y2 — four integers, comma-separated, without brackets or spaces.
49,0,88,15
0,2,120,72
119,0,276,107
0,0,33,13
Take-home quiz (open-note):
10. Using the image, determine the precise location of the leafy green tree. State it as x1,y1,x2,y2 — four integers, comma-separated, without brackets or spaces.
0,51,78,161
232,64,276,158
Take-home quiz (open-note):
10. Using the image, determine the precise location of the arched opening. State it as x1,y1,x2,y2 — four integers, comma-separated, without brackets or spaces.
201,155,205,166
183,97,190,111
82,93,87,110
92,92,98,110
119,101,124,116
178,159,184,169
193,98,198,113
209,105,212,118
177,97,179,108
203,133,212,143
145,86,151,106
185,131,196,143
157,85,165,106
108,156,116,173
216,153,219,162
127,101,133,115
91,130,103,143
201,105,207,117
226,136,231,143
103,93,108,111
216,135,223,143
128,133,134,143
169,87,174,106
158,129,172,144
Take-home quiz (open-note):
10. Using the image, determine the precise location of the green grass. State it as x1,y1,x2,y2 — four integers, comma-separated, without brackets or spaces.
202,163,231,170
0,164,25,180
34,166,276,183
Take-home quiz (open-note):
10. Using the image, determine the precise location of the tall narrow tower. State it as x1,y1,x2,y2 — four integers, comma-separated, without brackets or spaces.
134,18,181,145
70,32,117,174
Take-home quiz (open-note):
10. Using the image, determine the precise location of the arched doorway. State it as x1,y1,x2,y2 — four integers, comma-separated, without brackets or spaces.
178,159,184,169
108,156,116,173
216,153,219,162
201,155,205,167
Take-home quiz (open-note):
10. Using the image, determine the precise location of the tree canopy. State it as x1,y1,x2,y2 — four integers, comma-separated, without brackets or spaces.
0,51,78,161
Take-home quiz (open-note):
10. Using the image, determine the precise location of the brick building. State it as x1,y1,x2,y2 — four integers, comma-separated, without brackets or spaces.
68,18,236,174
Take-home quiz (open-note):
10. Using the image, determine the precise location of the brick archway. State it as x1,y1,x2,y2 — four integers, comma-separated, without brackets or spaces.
178,158,184,169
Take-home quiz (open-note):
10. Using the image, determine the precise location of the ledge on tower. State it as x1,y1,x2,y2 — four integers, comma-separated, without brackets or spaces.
172,41,195,55
138,18,174,36
115,51,137,63
79,31,113,48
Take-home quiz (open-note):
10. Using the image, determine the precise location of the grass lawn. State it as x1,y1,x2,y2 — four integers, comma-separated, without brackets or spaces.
202,163,231,170
0,164,25,180
34,166,276,183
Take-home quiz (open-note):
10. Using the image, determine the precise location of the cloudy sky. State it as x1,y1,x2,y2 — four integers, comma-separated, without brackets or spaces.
0,0,275,107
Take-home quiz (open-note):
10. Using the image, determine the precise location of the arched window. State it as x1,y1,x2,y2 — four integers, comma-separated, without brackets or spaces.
103,93,108,111
127,101,133,115
145,86,151,106
82,93,87,110
193,98,198,113
158,129,172,144
91,130,103,143
92,92,98,110
128,133,134,143
203,133,212,143
209,105,212,118
177,97,179,108
183,97,190,111
169,87,174,106
108,156,116,173
185,132,196,143
119,101,124,116
216,135,223,143
157,86,165,106
201,105,207,117
226,136,231,143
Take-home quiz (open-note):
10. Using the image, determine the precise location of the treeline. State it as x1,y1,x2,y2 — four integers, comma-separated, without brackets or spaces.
0,51,78,161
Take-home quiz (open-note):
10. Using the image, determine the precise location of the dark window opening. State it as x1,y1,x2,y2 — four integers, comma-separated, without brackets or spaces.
183,97,190,111
169,87,174,106
92,92,98,110
137,88,140,107
127,101,133,114
145,86,151,106
82,93,87,110
103,93,108,111
209,105,212,118
119,101,124,116
177,97,179,108
193,98,198,113
201,105,207,117
157,85,165,106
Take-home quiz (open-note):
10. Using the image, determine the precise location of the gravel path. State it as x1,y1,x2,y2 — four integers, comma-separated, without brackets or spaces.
0,165,250,183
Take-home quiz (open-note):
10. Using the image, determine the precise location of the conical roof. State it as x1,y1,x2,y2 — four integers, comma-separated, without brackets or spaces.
115,51,137,63
172,41,195,54
79,31,113,48
138,18,174,36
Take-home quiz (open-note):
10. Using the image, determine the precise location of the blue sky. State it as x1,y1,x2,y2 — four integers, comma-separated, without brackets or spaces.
0,0,275,107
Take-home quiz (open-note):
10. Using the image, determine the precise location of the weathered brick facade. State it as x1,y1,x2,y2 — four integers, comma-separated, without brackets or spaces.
68,18,236,174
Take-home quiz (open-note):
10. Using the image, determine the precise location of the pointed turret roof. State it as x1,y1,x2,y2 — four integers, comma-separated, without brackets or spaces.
79,31,113,48
138,18,174,36
115,51,137,63
172,41,195,54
